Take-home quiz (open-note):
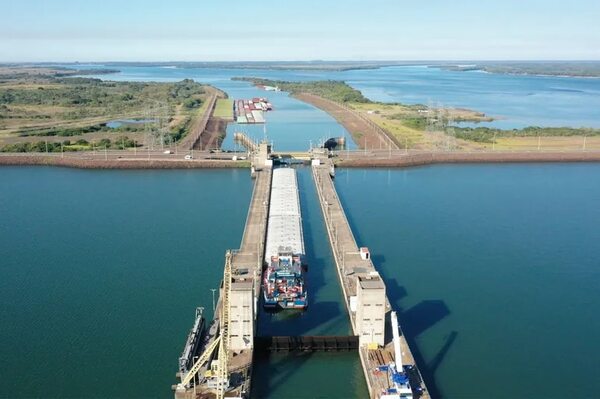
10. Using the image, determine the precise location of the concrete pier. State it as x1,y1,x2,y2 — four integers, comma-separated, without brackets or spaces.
312,159,430,399
174,143,272,399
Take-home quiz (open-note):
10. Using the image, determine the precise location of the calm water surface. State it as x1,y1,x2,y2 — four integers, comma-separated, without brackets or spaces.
0,167,252,397
4,63,600,398
0,166,365,398
335,164,600,398
78,64,600,131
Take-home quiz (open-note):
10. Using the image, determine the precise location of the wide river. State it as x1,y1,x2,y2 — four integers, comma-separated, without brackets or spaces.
1,66,600,398
2,164,599,398
79,64,600,131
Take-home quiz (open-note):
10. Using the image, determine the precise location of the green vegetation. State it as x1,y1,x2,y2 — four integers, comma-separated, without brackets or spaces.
452,126,600,143
0,135,139,152
0,70,211,152
213,99,234,119
242,77,600,149
234,77,372,103
0,66,119,81
437,61,600,78
388,114,428,130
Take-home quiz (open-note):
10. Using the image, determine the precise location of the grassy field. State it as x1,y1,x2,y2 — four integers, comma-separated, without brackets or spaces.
0,68,211,152
213,99,233,119
237,78,600,151
349,102,493,149
491,136,600,151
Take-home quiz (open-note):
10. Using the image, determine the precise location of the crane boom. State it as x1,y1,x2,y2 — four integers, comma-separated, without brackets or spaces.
178,335,221,387
391,311,403,369
216,251,233,399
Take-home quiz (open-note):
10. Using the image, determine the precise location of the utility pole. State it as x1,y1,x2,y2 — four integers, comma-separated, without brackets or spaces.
104,145,108,161
537,136,541,151
583,136,587,151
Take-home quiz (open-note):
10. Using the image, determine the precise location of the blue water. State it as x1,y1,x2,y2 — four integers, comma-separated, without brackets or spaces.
77,64,600,131
0,167,252,398
335,164,600,398
0,165,366,399
4,63,600,398
339,66,600,129
106,118,156,128
77,66,354,152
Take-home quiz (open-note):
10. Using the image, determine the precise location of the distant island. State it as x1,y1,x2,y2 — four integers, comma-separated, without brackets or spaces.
4,61,600,77
432,61,600,78
78,61,420,72
0,65,119,80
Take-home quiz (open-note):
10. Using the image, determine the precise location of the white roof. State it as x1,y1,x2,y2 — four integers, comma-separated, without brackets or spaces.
265,168,304,260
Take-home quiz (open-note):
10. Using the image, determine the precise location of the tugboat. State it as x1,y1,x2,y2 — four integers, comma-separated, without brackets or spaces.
263,248,307,309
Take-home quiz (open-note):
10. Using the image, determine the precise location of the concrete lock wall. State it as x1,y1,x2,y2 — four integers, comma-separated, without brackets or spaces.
355,276,386,347
229,282,254,350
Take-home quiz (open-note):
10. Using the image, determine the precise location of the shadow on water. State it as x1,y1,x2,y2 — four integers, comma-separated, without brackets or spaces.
340,197,456,398
257,301,342,337
251,351,314,398
428,331,458,377
383,277,455,398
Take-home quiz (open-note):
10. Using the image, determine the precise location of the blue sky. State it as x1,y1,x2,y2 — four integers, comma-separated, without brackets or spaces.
2,0,599,62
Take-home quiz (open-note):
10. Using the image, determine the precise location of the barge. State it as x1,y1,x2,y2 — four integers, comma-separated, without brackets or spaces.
262,168,307,310
234,98,272,124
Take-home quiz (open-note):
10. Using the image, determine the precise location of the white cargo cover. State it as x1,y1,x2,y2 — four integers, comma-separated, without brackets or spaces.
264,168,305,261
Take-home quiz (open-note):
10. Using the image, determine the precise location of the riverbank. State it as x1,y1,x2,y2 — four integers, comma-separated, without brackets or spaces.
3,150,600,170
238,78,600,152
294,93,399,150
337,150,600,167
0,154,246,169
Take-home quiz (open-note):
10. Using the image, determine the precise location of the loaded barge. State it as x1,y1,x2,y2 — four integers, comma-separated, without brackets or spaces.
234,98,273,124
262,167,307,309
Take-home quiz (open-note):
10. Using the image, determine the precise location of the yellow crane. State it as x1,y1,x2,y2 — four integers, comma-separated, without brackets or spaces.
177,335,221,388
216,250,232,399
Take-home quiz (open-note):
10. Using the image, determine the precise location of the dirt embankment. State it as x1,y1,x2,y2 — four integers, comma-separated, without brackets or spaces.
0,155,243,169
338,151,600,168
195,118,227,150
294,93,399,150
